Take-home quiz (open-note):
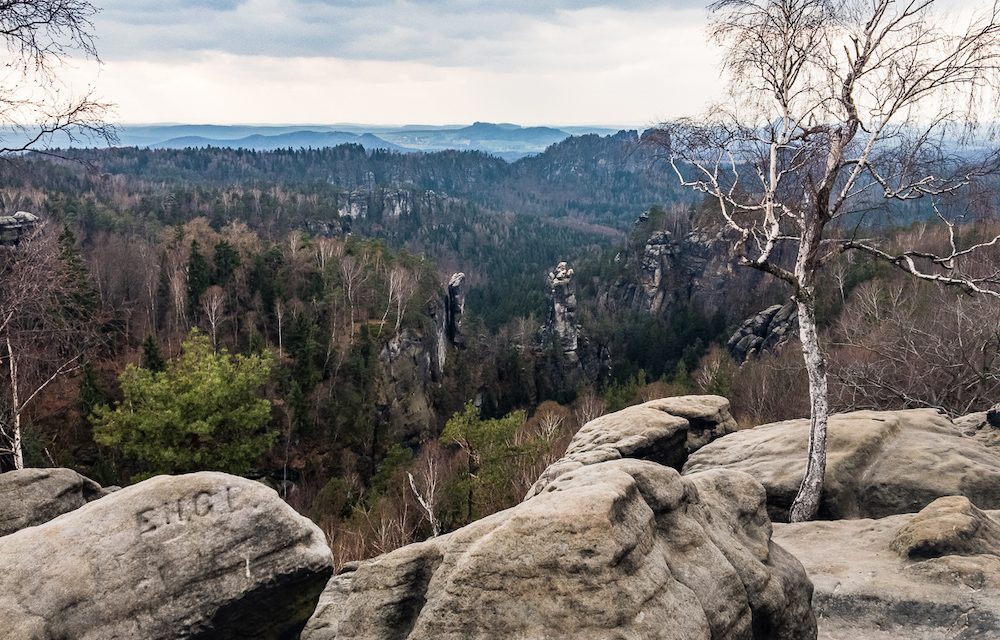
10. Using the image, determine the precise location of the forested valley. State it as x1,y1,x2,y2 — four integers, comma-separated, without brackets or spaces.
3,132,999,564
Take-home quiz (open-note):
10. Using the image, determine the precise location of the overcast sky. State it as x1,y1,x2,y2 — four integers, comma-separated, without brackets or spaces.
70,0,724,126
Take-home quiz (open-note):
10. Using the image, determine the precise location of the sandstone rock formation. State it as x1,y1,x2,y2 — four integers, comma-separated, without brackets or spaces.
544,261,580,360
0,472,333,640
774,497,1000,639
377,329,438,443
445,272,466,349
526,395,738,499
954,409,1000,452
727,302,797,363
684,409,1000,521
304,460,816,640
0,467,106,537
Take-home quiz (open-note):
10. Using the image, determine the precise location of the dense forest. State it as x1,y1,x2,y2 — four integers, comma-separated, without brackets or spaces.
3,135,999,564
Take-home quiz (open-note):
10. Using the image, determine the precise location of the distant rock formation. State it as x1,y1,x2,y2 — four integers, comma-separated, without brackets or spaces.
774,496,1000,638
543,262,579,361
377,329,438,443
0,471,333,640
446,272,466,349
727,302,798,363
304,461,815,639
0,211,41,245
0,468,106,537
685,409,1000,521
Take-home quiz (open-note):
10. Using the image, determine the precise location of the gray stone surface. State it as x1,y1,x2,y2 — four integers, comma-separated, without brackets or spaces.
685,408,1000,521
526,395,738,499
0,467,105,537
304,460,815,640
727,302,797,363
774,500,1000,640
0,471,333,640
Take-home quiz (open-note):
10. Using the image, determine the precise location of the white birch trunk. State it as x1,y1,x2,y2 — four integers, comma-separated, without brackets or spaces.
7,334,23,470
789,294,828,522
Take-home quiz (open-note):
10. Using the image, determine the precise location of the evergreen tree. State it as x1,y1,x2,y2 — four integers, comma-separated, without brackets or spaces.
141,335,166,373
92,330,275,477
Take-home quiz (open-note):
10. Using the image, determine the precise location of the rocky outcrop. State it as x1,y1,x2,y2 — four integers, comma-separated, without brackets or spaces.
774,498,1000,639
526,395,738,499
727,302,797,363
445,272,466,349
543,261,579,360
954,409,1000,452
377,329,438,444
336,188,442,221
0,472,333,640
684,409,1000,522
304,459,816,640
0,467,106,537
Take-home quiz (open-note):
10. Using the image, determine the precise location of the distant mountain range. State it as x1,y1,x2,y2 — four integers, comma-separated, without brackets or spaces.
116,122,626,161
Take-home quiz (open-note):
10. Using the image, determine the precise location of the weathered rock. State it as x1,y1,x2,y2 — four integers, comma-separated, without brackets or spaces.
0,472,333,640
526,395,738,499
0,467,105,537
890,496,1000,560
684,409,1000,521
445,272,466,349
377,328,437,443
304,459,816,640
727,301,797,363
544,261,579,359
774,502,1000,639
954,410,1000,452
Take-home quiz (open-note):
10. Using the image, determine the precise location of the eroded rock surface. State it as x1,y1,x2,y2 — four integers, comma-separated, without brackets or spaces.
774,498,1000,640
0,467,105,537
304,460,815,640
727,302,797,363
0,472,333,640
526,395,737,499
684,409,1000,521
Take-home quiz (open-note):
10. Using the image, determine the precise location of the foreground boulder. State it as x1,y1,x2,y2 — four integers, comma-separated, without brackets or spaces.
0,472,333,640
0,467,106,537
684,409,1000,521
526,395,737,499
774,497,1000,639
304,459,816,640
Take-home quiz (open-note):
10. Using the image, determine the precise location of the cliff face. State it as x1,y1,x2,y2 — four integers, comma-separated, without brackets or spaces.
603,213,789,324
336,188,443,220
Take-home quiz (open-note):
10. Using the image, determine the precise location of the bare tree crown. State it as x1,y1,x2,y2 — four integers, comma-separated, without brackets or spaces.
0,0,114,155
664,0,1000,293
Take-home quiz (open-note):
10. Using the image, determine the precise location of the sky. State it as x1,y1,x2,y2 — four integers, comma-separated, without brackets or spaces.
67,0,724,126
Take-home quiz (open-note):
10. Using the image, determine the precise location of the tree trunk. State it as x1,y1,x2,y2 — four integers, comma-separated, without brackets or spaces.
6,334,23,470
789,294,828,522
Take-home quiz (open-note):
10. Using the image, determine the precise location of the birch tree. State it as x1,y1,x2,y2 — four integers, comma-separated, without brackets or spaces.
661,0,1000,521
0,226,96,469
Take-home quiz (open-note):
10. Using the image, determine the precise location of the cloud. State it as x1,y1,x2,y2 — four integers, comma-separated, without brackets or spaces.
95,0,710,68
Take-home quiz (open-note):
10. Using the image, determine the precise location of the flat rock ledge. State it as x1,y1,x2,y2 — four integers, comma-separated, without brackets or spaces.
526,395,737,499
0,471,333,640
304,459,816,640
685,408,1000,521
774,496,1000,640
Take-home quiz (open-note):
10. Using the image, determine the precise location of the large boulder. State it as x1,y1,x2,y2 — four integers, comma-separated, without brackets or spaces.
0,472,333,640
0,467,106,537
304,459,816,640
684,409,1000,521
774,497,1000,639
526,395,737,499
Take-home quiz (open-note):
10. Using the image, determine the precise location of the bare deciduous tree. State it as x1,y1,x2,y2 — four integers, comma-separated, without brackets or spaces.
661,0,1000,520
201,285,227,353
0,0,114,155
0,226,95,469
